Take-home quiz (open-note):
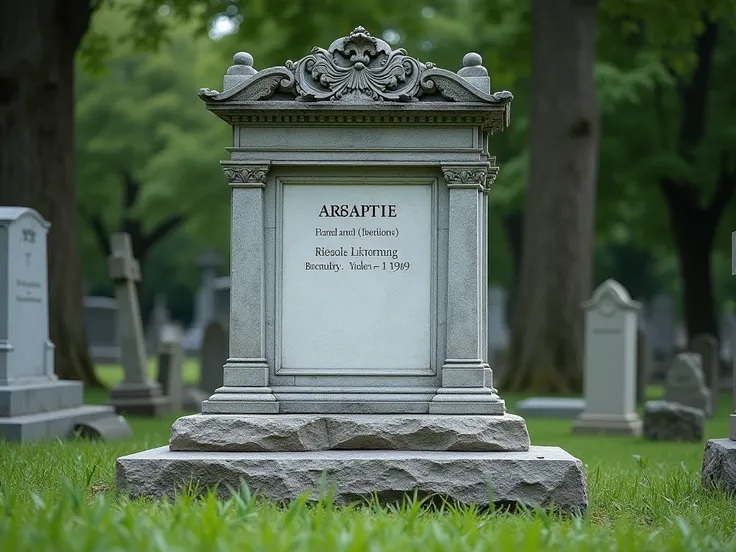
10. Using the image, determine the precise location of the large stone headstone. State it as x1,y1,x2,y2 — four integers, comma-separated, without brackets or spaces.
573,279,642,435
0,207,130,441
117,30,587,512
84,296,120,363
663,352,712,416
107,233,171,416
690,333,719,415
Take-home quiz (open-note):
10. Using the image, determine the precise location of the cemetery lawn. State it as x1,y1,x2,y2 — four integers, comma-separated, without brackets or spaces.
1,382,734,551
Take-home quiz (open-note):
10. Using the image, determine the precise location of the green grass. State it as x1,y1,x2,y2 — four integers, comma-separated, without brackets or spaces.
1,372,735,551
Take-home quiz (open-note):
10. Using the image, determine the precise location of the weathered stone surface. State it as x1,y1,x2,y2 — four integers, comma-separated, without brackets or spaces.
116,445,587,513
169,413,531,452
702,438,736,495
643,400,704,442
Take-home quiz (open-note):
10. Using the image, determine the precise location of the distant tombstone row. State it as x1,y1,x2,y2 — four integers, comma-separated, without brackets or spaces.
0,207,131,442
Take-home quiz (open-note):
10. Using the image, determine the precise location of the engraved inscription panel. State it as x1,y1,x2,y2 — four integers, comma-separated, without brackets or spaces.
281,184,432,370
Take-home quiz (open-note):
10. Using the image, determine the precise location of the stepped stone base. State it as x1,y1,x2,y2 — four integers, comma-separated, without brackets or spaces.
170,413,531,452
702,438,736,496
0,380,83,417
109,382,171,416
572,412,642,436
116,445,588,513
0,404,126,441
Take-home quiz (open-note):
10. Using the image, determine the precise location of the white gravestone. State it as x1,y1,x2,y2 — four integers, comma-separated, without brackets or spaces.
0,207,129,441
573,279,643,435
107,233,171,416
117,29,587,512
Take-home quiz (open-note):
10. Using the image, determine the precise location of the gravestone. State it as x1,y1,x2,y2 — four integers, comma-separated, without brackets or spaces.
107,233,171,416
145,294,171,355
117,29,587,512
690,334,719,415
573,279,642,435
721,312,736,364
649,291,676,361
663,352,712,416
157,323,184,411
636,302,650,404
701,230,736,495
0,207,131,441
199,319,228,397
643,400,704,442
183,248,224,353
487,286,509,373
84,296,120,363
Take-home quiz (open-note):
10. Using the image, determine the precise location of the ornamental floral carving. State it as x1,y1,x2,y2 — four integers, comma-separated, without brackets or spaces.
198,27,514,107
223,166,269,184
442,169,488,186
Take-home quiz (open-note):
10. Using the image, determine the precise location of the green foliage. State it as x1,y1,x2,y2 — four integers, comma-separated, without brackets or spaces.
2,388,736,551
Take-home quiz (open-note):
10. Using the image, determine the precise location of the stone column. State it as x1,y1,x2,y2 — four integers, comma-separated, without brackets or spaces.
202,163,278,414
430,162,505,415
108,233,170,416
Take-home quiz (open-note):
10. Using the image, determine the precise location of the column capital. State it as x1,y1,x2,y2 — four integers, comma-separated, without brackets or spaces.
441,161,498,192
221,162,271,188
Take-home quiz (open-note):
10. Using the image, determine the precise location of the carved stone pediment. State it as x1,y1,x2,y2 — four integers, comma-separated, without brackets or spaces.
199,26,513,106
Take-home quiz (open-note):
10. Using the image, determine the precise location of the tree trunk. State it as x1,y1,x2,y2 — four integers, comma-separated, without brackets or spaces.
502,0,599,393
0,0,103,386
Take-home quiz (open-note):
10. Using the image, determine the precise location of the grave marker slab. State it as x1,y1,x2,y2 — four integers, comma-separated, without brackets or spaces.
649,291,676,361
0,207,130,441
573,279,642,435
116,28,587,512
690,333,719,416
107,233,171,416
664,352,712,416
84,296,120,363
157,323,184,411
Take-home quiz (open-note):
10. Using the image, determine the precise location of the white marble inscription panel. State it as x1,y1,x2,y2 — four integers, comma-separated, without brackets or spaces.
281,183,432,370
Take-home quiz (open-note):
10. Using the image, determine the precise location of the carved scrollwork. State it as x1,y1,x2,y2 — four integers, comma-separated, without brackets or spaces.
222,165,270,185
199,27,514,106
442,168,488,190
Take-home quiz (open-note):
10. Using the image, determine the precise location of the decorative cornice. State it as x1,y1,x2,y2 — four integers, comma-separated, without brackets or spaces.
442,164,493,191
198,26,513,110
221,163,270,187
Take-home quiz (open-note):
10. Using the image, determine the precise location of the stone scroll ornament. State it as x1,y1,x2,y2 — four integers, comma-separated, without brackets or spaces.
198,26,513,105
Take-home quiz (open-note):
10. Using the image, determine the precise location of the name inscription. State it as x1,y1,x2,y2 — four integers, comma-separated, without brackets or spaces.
281,184,432,370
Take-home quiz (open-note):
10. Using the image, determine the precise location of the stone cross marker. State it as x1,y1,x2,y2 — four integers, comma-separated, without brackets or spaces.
0,207,130,441
107,233,170,416
690,333,719,417
117,27,587,512
664,352,712,416
573,279,642,435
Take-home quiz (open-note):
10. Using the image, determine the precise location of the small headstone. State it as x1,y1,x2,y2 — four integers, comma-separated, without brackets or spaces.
514,397,584,419
721,312,736,363
636,329,650,405
690,334,719,414
0,207,131,441
663,352,712,417
573,279,642,435
107,233,171,416
648,291,676,361
487,286,509,366
157,323,184,411
145,294,171,355
643,400,704,441
199,320,228,396
84,296,120,363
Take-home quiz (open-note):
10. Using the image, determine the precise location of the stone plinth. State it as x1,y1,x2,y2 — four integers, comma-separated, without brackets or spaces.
702,439,736,495
170,413,530,452
117,445,587,513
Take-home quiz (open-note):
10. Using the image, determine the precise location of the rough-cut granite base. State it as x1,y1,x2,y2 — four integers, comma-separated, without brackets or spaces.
643,401,704,442
116,446,588,513
169,414,531,452
702,438,736,495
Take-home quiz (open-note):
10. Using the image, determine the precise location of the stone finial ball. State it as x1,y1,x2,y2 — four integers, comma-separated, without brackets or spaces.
463,52,483,67
233,52,254,66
